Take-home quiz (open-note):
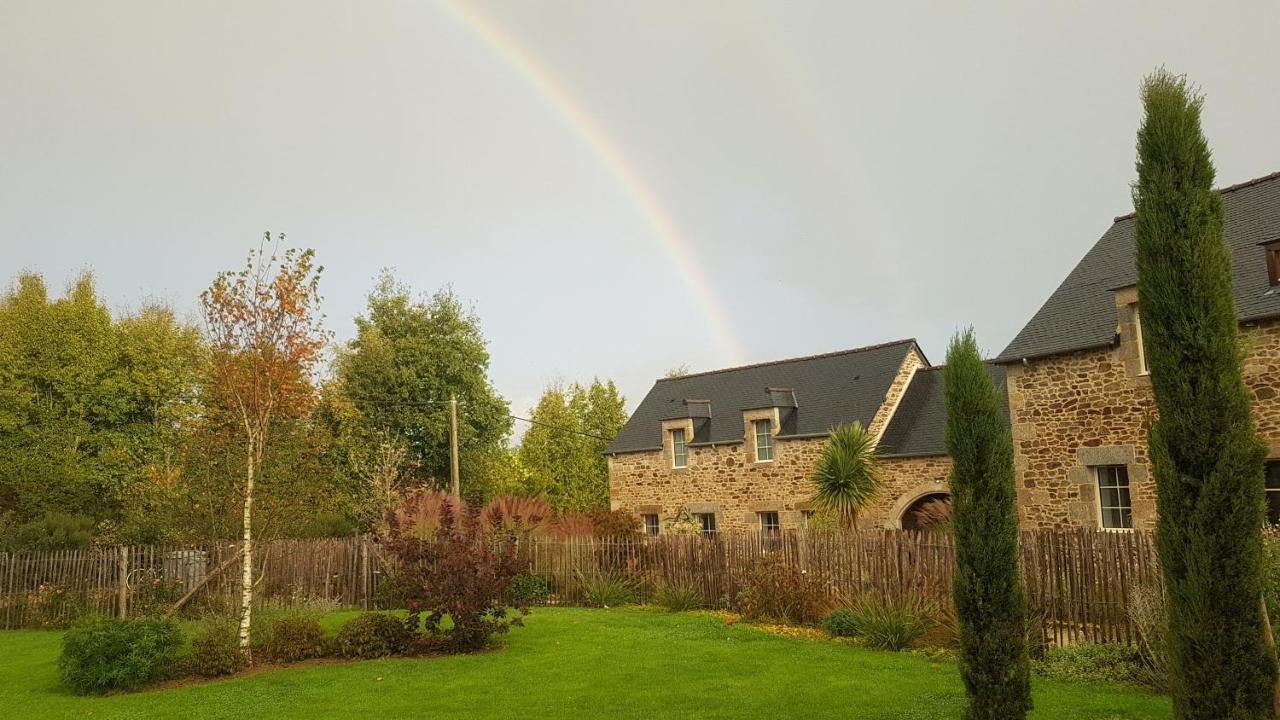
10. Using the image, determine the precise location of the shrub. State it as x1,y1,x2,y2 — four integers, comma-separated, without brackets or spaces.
482,496,553,535
590,510,642,538
389,500,529,652
186,622,245,678
1,512,95,552
550,512,596,539
732,555,830,624
1127,584,1169,692
129,572,187,618
842,594,936,651
59,616,183,694
1033,643,1145,687
652,580,703,612
24,583,86,629
578,569,637,608
510,573,552,606
333,612,412,659
262,613,326,663
823,608,861,638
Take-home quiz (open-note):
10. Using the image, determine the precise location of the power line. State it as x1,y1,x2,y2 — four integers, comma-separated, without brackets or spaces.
510,414,612,442
348,397,612,442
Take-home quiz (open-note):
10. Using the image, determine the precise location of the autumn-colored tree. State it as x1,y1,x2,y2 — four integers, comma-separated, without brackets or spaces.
201,235,328,653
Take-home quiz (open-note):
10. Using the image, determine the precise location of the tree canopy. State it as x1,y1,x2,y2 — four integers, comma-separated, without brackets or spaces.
337,272,512,498
516,379,627,511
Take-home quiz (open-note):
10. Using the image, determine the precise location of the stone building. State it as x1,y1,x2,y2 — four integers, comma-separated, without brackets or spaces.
608,170,1280,534
994,170,1280,530
605,339,1002,534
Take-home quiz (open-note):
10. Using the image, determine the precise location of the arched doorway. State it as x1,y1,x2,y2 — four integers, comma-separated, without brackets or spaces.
900,493,952,531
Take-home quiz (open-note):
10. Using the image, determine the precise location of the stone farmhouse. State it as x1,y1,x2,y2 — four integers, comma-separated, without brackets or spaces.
607,170,1280,535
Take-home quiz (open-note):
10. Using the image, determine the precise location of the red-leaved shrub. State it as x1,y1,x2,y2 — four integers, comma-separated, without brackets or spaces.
388,499,529,651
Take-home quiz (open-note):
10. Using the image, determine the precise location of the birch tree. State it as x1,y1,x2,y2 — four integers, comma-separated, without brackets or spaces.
201,235,327,654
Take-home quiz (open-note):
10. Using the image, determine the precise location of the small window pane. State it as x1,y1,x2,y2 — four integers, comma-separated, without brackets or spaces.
672,429,687,468
1266,462,1280,526
695,513,717,536
642,514,660,536
755,420,774,462
1096,465,1133,529
759,511,780,535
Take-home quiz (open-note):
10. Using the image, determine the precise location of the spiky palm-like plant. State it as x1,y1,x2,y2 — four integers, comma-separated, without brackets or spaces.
811,422,881,529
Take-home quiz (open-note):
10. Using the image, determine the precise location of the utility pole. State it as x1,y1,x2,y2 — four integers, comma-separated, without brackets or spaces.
449,393,460,499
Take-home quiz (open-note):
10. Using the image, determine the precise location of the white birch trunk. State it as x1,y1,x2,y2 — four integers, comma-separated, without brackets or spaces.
238,437,256,653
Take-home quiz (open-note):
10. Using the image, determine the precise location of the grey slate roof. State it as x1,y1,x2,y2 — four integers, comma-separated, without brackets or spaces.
997,171,1280,363
877,364,1008,457
607,339,920,454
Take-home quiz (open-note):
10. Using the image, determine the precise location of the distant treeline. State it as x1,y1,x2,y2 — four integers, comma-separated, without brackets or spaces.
0,259,625,550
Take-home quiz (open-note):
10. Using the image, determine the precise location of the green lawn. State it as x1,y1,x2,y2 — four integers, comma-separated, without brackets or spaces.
0,608,1170,720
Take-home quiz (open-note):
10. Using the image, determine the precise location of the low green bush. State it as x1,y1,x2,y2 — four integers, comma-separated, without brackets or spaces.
1033,643,1145,687
823,608,861,637
186,622,246,678
334,612,412,659
652,581,704,612
578,570,636,608
510,573,552,606
262,613,326,663
832,594,936,650
59,616,183,694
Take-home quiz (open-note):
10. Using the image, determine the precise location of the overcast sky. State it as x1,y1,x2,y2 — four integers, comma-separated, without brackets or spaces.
3,1,1279,427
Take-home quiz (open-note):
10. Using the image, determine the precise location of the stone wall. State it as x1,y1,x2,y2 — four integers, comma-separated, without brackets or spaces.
607,436,826,534
608,440,952,532
1006,314,1280,529
607,345,943,533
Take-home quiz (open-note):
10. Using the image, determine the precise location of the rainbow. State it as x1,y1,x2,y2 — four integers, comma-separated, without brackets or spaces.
437,0,745,365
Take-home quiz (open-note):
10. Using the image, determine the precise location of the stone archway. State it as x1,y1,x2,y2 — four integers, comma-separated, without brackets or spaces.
899,492,952,531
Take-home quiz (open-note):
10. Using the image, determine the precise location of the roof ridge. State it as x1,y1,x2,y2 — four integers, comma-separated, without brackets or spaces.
1112,169,1280,222
656,338,918,382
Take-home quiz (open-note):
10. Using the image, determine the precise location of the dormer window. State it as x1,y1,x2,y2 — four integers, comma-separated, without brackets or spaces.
671,428,688,468
754,420,774,462
1265,241,1280,286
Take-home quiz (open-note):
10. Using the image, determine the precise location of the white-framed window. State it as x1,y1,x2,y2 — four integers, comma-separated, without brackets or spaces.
1266,462,1280,527
694,512,717,537
758,511,780,536
801,510,815,528
671,428,688,468
754,419,774,462
642,513,660,536
1096,465,1133,530
1132,304,1148,375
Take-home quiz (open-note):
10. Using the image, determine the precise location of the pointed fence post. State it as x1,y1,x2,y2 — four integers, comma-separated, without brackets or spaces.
117,545,129,619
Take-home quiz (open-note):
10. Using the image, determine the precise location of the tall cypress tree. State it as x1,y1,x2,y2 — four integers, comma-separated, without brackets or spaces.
945,329,1031,720
1134,70,1277,718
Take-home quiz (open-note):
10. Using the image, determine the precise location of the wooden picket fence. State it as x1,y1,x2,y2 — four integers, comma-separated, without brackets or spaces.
0,529,1162,645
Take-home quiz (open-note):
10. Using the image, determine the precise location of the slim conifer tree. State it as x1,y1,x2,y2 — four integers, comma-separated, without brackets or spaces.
1133,69,1277,718
945,329,1030,720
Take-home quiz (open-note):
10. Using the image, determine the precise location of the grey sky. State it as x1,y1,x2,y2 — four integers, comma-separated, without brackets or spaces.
3,1,1279,425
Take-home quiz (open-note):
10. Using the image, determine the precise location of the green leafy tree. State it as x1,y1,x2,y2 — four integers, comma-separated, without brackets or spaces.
0,273,204,542
517,379,627,511
337,272,512,497
945,329,1030,720
1133,70,1277,718
810,422,880,528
